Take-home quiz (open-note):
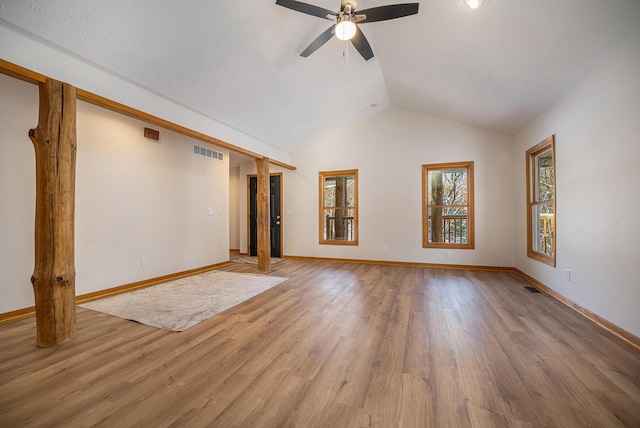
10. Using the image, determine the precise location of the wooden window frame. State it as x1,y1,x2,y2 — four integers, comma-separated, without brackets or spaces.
319,169,358,246
526,135,556,267
422,161,475,249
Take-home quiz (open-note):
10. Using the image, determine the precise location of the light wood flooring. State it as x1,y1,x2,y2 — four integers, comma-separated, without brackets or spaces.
1,260,639,427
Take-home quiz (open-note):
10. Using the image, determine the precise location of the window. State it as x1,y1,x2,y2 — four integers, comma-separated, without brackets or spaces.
526,136,556,266
319,170,358,245
422,161,474,249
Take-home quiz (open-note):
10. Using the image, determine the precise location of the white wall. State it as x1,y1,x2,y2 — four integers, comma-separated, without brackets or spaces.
229,166,240,250
0,74,37,313
513,32,640,337
238,162,252,255
238,107,515,266
1,75,230,313
76,102,229,294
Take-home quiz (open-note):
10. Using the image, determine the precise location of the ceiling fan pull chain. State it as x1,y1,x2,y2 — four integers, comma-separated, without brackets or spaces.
345,39,349,70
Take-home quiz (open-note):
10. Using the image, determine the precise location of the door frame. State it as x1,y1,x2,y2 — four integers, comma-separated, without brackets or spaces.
247,172,283,258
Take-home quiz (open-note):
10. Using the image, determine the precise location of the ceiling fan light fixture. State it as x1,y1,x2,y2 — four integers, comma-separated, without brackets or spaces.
335,19,357,40
464,0,484,9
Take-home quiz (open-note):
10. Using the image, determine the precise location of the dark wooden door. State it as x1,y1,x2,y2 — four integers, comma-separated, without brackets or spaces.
249,175,281,257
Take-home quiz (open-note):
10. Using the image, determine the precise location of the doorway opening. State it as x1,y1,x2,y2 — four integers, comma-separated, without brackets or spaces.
248,173,282,258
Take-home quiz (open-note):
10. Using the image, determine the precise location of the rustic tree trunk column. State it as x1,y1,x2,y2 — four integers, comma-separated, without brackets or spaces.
28,78,77,347
256,157,271,271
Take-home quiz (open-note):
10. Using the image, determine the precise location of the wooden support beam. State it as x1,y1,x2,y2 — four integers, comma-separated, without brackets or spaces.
256,158,271,271
0,58,46,85
28,78,77,347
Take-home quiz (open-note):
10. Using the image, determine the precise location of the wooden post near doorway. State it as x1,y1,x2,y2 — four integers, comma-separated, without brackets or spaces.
256,157,271,271
28,78,78,347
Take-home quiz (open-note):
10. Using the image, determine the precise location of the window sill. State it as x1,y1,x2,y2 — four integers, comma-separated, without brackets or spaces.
527,250,556,267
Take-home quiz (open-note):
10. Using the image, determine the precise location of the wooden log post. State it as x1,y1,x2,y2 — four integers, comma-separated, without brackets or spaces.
28,78,77,347
256,158,271,271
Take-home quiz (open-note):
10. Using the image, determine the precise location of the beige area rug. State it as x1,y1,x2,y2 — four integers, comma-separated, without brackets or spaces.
79,271,288,332
231,256,284,265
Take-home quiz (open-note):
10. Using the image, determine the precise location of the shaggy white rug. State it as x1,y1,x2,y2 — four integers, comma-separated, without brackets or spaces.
79,271,288,331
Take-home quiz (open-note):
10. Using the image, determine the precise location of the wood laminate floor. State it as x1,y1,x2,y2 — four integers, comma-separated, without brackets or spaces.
1,260,639,427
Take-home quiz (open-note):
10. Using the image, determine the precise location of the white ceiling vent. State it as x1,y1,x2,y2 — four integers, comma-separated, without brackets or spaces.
193,144,224,161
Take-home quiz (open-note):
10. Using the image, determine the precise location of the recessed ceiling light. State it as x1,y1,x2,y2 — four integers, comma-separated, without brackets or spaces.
464,0,484,9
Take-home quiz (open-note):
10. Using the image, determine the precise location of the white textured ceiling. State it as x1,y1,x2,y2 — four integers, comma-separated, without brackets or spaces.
1,0,639,155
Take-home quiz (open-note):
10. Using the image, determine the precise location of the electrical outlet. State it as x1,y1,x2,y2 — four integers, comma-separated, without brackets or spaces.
141,257,148,268
447,251,453,259
383,246,389,254
565,269,571,281
332,247,338,255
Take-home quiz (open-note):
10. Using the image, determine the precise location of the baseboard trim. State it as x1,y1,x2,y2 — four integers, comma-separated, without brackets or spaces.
282,255,513,272
0,261,230,323
513,269,640,351
0,306,36,323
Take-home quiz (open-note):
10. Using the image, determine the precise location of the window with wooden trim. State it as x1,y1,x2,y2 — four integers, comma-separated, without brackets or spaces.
526,135,556,266
422,161,474,249
319,170,358,245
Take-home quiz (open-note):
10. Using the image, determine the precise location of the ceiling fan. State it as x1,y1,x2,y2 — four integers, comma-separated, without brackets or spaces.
276,0,419,61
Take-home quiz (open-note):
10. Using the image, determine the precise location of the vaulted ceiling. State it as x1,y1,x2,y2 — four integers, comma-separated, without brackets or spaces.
1,0,639,156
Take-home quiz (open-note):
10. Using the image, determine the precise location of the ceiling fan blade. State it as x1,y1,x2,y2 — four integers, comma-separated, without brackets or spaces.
276,0,336,20
301,26,336,57
358,3,419,23
350,25,374,61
